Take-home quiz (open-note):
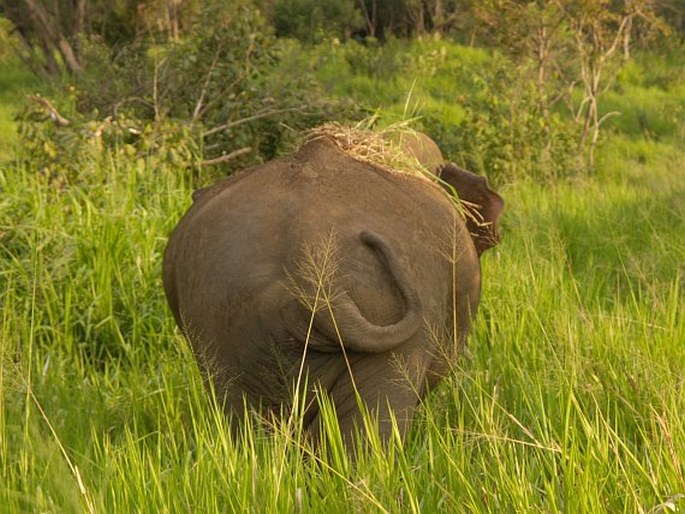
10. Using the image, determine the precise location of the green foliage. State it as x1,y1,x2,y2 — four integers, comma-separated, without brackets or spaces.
304,38,581,182
12,1,353,184
451,62,581,183
342,37,407,80
1,131,684,511
16,97,201,186
608,49,685,142
270,0,362,43
0,16,18,62
0,59,39,157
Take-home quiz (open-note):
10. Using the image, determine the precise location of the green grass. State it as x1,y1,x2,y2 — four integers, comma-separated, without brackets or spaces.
0,58,40,158
1,47,685,512
280,37,489,129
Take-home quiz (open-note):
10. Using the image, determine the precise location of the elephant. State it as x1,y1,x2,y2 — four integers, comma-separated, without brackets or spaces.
395,131,503,254
162,133,503,446
391,130,445,171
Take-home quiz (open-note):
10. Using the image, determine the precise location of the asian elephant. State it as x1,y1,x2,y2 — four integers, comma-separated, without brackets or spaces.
162,133,503,446
392,130,445,171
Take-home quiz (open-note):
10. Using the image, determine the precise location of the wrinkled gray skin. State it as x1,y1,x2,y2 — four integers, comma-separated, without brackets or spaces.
163,135,503,445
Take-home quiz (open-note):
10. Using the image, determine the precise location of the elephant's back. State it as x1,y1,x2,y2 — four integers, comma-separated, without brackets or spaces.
163,135,476,331
164,136,472,293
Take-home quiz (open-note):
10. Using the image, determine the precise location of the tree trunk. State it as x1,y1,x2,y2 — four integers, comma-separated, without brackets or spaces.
433,0,444,29
42,40,62,75
14,29,52,78
72,0,86,35
169,0,180,42
359,0,377,38
622,14,632,60
22,0,82,74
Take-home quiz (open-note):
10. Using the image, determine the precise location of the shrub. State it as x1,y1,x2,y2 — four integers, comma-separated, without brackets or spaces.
16,95,201,186
270,0,363,44
13,0,353,185
421,58,581,184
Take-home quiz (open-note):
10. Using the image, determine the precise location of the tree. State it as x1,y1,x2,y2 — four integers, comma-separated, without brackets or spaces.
556,0,663,168
0,0,209,77
656,0,685,41
269,0,362,43
456,0,667,170
14,0,352,182
0,0,83,75
356,0,459,39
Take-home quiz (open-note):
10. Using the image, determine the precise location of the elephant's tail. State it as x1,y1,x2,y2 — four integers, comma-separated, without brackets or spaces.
309,230,424,353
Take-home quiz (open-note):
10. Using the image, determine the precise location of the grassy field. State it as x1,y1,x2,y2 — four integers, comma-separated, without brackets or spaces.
1,43,684,512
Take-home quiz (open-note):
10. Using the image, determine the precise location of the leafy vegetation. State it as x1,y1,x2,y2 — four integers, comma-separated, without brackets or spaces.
2,116,683,511
2,0,358,184
1,1,684,512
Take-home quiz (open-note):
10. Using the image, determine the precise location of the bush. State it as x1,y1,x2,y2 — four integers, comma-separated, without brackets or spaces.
16,95,201,186
13,0,353,185
421,58,581,184
0,16,18,63
270,0,363,44
295,38,581,184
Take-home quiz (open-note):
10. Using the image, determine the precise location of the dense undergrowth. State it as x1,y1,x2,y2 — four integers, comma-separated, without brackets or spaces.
1,37,684,512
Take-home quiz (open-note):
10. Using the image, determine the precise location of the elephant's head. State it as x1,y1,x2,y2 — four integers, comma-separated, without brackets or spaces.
393,131,445,171
436,163,504,255
392,131,503,254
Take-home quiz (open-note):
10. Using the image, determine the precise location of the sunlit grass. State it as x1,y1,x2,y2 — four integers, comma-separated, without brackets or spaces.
1,128,683,512
1,47,684,512
0,58,40,157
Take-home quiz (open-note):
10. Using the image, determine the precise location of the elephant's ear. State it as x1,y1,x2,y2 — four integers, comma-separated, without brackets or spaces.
437,163,504,255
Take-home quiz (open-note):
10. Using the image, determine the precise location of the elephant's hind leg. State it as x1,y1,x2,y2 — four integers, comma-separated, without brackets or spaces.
309,350,429,449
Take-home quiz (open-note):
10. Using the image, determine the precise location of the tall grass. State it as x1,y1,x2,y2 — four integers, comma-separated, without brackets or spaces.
1,134,683,512
1,49,684,511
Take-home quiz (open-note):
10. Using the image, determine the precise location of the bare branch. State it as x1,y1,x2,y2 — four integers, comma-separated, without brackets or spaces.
152,57,164,122
198,147,252,166
192,48,222,123
193,68,251,120
597,110,621,126
603,15,633,60
28,94,71,126
202,106,309,138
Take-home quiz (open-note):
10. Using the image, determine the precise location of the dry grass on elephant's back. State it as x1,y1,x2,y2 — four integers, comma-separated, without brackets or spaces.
305,123,435,181
305,123,475,226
